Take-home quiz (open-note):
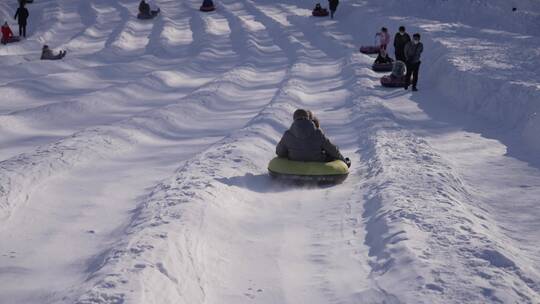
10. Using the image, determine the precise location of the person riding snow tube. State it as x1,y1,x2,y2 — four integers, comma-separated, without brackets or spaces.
381,60,407,87
200,0,215,12
269,109,351,184
372,49,394,72
138,0,160,19
312,3,329,16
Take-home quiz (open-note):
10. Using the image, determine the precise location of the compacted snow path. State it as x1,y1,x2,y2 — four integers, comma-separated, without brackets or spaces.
1,0,539,303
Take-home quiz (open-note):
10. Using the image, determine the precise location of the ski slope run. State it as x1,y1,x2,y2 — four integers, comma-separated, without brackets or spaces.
0,0,539,303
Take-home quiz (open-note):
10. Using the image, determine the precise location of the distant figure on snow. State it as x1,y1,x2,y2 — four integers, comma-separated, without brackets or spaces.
374,48,393,64
276,109,349,168
138,0,160,19
1,22,20,45
376,27,390,50
14,2,29,38
41,45,66,60
403,33,423,91
314,3,323,12
307,110,321,129
393,25,411,62
328,0,339,19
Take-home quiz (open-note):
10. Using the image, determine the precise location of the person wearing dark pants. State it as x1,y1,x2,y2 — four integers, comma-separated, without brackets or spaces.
404,33,423,91
393,26,411,62
14,3,29,38
328,0,339,19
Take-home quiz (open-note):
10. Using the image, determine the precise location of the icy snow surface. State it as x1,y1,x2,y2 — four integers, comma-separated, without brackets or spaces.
0,0,539,303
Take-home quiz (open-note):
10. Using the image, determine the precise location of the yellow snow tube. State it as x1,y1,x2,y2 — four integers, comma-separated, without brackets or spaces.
267,157,349,183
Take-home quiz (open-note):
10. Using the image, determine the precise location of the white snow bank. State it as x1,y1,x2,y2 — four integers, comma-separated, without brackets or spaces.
378,0,540,36
351,0,540,151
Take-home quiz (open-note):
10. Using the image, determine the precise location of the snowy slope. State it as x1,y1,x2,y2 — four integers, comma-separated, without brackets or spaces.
1,0,539,303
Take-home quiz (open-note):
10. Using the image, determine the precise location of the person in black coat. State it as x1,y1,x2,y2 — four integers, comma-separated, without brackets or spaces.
14,3,29,38
276,109,349,166
374,48,393,64
393,26,411,62
328,0,339,19
403,33,423,91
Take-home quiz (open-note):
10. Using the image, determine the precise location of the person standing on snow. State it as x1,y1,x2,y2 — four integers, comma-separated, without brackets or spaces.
403,33,423,91
13,2,29,38
376,27,390,51
276,109,350,167
393,26,411,62
328,0,339,19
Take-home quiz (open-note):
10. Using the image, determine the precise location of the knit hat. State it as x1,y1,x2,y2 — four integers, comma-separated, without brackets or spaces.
293,109,309,120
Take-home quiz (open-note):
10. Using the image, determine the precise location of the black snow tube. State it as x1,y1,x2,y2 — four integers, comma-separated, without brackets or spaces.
359,45,380,55
200,5,215,12
268,157,349,184
312,9,329,17
372,62,393,72
381,75,407,87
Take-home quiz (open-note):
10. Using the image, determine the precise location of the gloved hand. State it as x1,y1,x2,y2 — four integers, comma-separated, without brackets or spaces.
345,157,351,168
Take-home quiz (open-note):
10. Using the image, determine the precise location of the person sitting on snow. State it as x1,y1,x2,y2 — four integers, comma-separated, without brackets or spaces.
391,60,406,79
1,22,20,45
40,45,66,60
314,3,323,12
276,109,350,167
138,0,160,18
202,0,214,7
374,48,393,64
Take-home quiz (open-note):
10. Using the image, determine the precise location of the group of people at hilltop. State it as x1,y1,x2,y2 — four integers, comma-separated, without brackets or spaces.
376,26,423,91
2,1,67,60
1,0,28,45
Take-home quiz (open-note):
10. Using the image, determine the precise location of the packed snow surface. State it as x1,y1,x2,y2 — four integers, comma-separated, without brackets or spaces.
1,0,539,303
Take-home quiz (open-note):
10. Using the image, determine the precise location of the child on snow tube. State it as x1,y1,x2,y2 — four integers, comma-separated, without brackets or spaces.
200,0,215,11
269,109,350,183
372,48,394,72
40,45,66,60
381,60,407,87
312,3,329,16
1,22,20,45
138,0,160,19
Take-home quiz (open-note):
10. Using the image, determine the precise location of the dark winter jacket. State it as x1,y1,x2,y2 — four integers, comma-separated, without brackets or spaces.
276,118,345,162
374,54,393,64
393,32,411,58
328,0,339,11
404,41,423,63
139,1,150,15
14,7,29,25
